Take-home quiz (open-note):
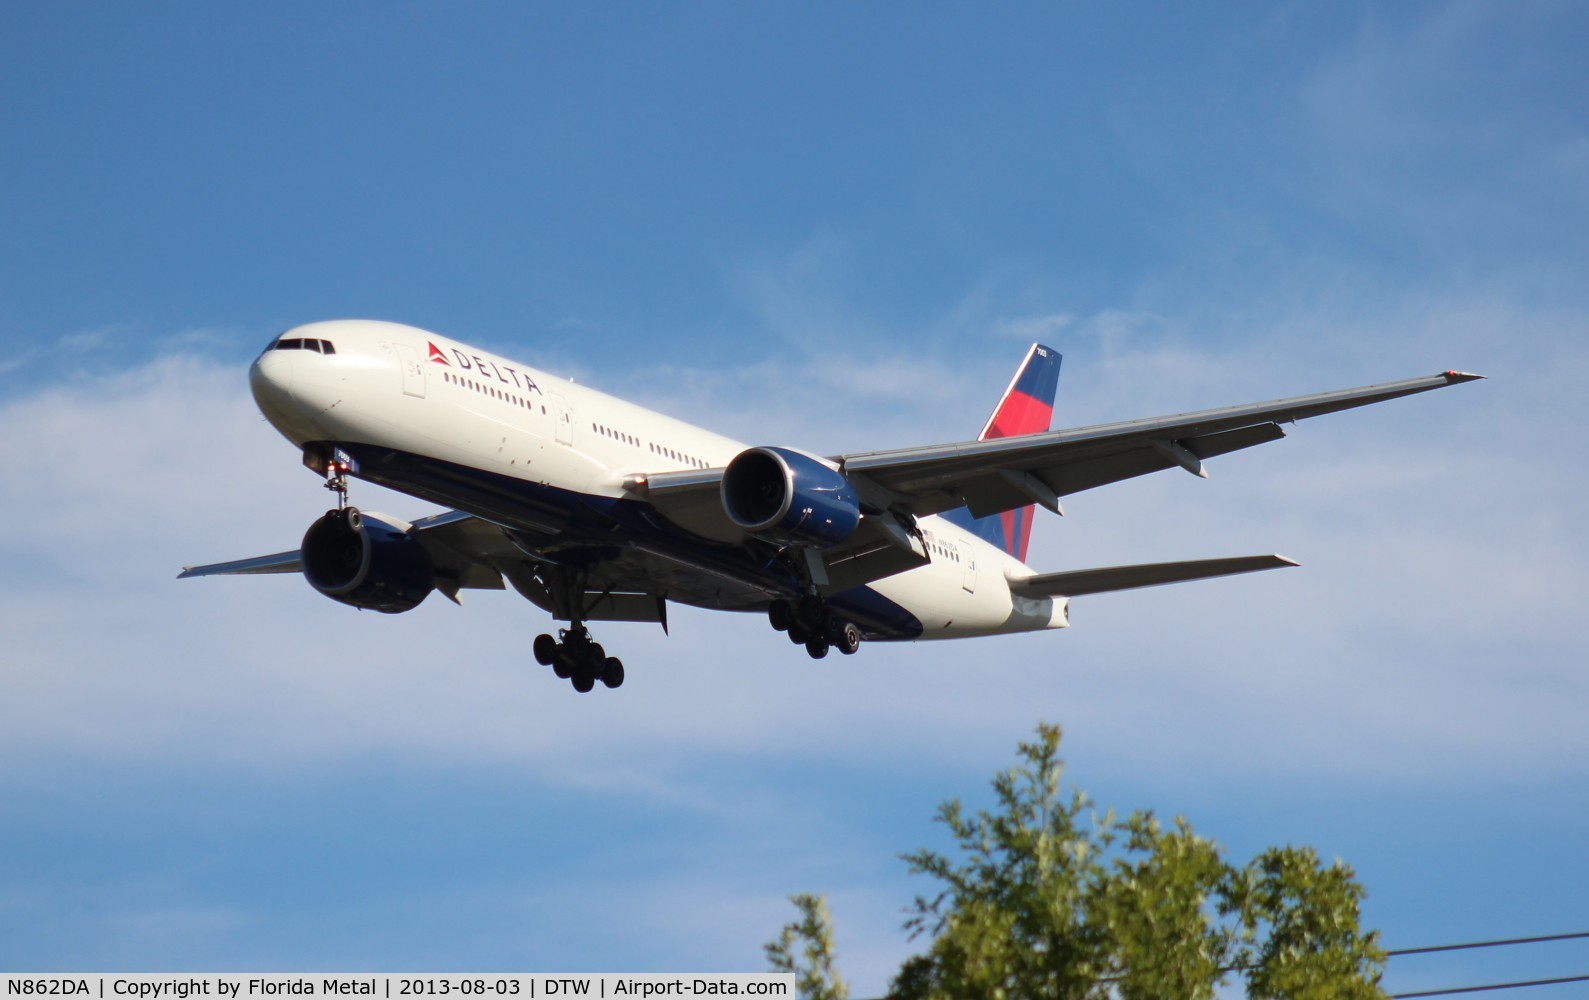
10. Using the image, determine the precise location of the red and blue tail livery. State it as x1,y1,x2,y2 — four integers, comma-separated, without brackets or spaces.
942,344,1063,561
981,343,1062,441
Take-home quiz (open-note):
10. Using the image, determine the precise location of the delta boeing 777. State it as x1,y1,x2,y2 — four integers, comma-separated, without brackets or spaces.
181,320,1481,692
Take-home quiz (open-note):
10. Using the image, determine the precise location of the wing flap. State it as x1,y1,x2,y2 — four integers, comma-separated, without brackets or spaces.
407,511,509,591
1037,421,1290,503
1010,554,1299,598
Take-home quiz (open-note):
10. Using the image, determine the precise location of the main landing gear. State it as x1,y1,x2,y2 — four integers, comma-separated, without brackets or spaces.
767,597,861,660
534,626,625,693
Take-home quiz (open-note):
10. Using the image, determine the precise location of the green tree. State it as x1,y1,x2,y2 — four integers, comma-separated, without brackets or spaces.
766,892,850,1000
1092,812,1232,998
769,724,1386,1000
1225,846,1386,1000
891,724,1115,998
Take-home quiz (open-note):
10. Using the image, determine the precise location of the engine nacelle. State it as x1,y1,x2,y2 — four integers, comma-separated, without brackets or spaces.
721,446,861,548
300,507,434,613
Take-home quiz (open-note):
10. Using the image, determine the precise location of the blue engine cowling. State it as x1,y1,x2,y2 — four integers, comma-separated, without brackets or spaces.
300,507,434,613
721,446,862,548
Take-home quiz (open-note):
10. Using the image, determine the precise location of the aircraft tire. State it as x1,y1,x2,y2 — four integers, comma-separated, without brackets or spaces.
805,637,830,660
768,600,793,632
572,671,595,693
602,657,625,689
798,595,825,624
533,633,558,666
788,622,810,644
834,621,861,655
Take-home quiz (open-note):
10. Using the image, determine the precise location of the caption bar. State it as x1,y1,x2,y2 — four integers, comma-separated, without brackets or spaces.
3,976,793,1000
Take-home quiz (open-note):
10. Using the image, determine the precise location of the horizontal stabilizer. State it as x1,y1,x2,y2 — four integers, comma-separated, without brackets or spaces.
1009,554,1299,598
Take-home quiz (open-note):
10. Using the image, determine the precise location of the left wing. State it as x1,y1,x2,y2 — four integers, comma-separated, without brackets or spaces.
179,509,667,621
177,550,301,577
836,370,1484,519
179,509,506,601
632,370,1480,589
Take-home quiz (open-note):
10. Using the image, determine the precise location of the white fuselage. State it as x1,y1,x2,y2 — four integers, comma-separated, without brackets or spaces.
250,320,1068,640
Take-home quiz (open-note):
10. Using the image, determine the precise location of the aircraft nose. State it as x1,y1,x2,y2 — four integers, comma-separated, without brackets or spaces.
250,347,294,411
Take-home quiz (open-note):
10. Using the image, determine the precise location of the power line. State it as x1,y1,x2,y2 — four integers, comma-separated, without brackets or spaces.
853,929,1589,999
1389,930,1589,957
1390,972,1589,998
1384,930,1589,997
861,971,1589,1000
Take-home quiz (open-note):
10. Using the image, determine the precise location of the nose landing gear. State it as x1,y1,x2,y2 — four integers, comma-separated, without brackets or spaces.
768,598,862,659
322,450,354,509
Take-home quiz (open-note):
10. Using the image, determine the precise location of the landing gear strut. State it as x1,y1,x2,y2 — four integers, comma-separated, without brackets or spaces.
768,597,862,659
323,455,351,509
534,625,624,692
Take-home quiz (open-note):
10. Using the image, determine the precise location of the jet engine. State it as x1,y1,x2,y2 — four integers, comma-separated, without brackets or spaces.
300,507,434,613
720,446,861,548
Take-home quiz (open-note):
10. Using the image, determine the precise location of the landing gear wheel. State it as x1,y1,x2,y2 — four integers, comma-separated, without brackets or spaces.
833,621,861,655
602,657,625,689
787,622,810,644
552,649,574,680
567,639,605,693
533,633,558,666
768,600,794,632
805,637,830,660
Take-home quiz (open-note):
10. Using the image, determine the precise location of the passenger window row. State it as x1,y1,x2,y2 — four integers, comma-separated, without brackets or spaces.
593,421,709,469
442,370,547,414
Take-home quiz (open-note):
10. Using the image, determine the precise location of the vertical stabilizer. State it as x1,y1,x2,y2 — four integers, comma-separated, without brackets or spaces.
939,344,1062,562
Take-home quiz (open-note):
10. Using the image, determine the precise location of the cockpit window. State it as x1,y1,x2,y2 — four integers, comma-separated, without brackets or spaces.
271,337,336,354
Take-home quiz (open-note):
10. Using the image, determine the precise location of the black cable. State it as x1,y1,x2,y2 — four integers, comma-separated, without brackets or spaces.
1390,972,1589,998
856,929,1589,999
1389,930,1589,957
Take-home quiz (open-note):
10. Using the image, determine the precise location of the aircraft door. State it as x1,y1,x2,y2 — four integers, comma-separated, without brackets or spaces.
959,542,977,593
551,394,573,446
396,344,426,398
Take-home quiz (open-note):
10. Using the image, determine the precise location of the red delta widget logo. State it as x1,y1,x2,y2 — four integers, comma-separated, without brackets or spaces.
428,341,542,395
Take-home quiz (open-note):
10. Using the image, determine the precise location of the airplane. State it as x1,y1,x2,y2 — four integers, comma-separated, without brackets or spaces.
181,319,1482,693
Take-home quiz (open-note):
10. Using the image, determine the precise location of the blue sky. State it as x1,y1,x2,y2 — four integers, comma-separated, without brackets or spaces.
2,2,1587,995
